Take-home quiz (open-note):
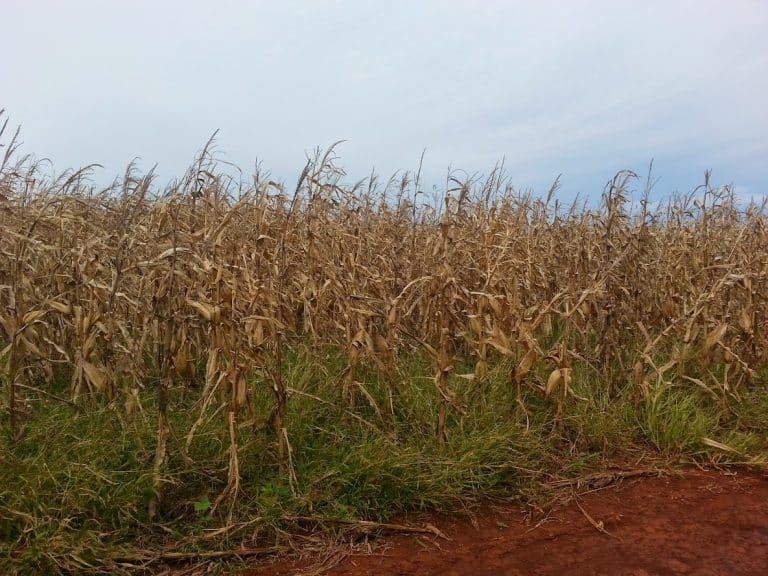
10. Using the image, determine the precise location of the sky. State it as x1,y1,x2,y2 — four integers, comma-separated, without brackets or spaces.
2,0,767,203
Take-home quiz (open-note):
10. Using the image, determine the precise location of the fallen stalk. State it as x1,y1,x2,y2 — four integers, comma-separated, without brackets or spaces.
282,515,449,539
111,545,285,564
543,468,668,490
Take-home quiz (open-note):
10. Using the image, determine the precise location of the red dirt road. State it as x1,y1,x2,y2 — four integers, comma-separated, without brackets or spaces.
249,469,768,575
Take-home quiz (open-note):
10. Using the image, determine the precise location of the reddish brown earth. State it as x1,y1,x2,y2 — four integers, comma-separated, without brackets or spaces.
247,468,768,576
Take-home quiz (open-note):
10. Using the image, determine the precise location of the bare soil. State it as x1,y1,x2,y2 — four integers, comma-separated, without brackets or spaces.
246,468,768,576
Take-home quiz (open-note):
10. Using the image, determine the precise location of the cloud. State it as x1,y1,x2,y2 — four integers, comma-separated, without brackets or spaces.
733,186,768,208
1,0,766,199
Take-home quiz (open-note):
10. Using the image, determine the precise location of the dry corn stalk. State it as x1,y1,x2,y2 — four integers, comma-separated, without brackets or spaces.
0,109,766,508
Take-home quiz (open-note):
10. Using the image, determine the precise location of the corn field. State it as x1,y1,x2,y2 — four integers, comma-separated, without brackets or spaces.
1,115,767,516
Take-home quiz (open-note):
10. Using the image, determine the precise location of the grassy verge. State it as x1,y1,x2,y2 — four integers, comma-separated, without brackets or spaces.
2,347,767,575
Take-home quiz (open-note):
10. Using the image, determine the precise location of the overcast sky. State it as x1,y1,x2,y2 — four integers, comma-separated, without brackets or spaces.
2,0,767,202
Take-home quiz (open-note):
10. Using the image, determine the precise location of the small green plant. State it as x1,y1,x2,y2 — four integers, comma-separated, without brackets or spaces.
193,495,211,513
261,484,292,499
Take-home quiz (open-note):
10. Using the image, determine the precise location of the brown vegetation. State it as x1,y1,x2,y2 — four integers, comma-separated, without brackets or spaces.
1,111,767,572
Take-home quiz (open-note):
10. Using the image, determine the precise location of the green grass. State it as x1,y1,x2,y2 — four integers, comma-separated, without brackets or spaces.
641,386,717,453
2,347,767,574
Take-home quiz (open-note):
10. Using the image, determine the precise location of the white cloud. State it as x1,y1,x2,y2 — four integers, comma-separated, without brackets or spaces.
733,186,768,208
1,0,766,199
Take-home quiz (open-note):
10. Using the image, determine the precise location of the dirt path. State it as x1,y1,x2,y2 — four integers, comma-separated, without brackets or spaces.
248,468,768,575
